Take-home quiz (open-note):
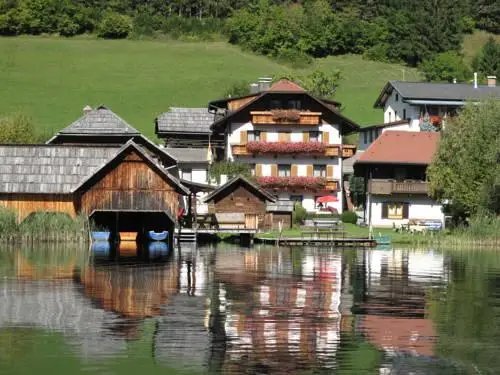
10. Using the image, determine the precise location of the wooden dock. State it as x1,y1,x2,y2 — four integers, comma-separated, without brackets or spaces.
256,236,377,247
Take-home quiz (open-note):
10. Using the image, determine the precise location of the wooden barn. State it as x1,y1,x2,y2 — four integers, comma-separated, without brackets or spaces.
0,141,188,246
203,175,276,230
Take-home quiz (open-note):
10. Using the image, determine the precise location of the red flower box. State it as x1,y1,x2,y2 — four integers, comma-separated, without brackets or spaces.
247,141,326,154
257,176,327,189
271,109,301,122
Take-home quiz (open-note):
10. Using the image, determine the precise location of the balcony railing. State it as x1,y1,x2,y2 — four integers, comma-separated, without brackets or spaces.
257,176,339,191
342,145,356,158
232,142,344,156
251,110,322,126
368,179,429,195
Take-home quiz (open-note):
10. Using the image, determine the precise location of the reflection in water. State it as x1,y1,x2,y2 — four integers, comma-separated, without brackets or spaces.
0,244,498,374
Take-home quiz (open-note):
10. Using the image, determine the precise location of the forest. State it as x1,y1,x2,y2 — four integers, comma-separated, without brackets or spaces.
0,0,499,72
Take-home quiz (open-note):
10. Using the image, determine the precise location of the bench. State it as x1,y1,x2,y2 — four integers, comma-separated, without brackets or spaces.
214,213,246,229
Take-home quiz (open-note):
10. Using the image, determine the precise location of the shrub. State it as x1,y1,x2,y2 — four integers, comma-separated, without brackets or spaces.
222,80,251,98
0,207,18,237
292,203,307,226
341,211,358,224
98,12,132,39
0,113,43,143
208,162,251,184
363,43,390,62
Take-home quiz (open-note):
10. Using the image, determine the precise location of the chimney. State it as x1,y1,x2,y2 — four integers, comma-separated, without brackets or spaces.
250,83,259,94
258,77,272,92
474,72,478,89
83,105,92,115
487,75,497,87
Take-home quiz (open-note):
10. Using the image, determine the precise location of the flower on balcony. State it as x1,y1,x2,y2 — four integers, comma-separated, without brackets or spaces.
271,109,301,122
257,176,327,189
247,141,326,154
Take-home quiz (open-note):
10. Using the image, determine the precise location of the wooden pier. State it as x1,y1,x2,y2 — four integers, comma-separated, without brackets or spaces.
256,236,376,247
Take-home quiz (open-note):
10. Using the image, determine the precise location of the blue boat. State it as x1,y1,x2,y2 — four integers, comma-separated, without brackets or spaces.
148,241,169,256
148,231,168,241
91,231,110,242
91,241,111,255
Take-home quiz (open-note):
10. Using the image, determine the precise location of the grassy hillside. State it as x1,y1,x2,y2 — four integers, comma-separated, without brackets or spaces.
0,37,420,138
462,30,500,65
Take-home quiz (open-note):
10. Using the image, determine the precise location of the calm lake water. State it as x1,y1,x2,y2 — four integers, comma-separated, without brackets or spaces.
0,244,498,375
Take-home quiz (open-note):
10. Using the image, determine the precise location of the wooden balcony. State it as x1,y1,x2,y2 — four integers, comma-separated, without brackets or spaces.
368,179,429,195
251,111,322,126
231,143,340,156
341,145,356,158
326,178,339,191
257,176,339,192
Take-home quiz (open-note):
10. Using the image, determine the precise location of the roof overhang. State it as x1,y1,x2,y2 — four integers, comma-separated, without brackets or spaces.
404,100,466,106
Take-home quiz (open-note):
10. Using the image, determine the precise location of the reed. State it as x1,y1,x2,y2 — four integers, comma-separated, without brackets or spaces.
0,211,89,244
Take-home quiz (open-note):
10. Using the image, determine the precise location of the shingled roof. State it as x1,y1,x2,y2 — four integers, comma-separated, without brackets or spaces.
0,142,189,195
0,145,120,194
155,108,214,134
163,147,210,164
375,81,500,107
57,105,140,135
204,175,276,203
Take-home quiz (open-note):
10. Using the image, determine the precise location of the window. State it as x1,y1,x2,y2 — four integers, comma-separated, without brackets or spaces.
313,164,326,177
309,131,321,142
278,164,291,177
248,130,261,142
287,99,301,109
181,168,192,181
363,131,368,144
290,195,303,203
395,110,398,120
250,164,256,176
375,128,381,138
395,93,399,102
368,130,373,143
382,202,409,219
271,99,282,109
403,109,407,120
388,111,392,122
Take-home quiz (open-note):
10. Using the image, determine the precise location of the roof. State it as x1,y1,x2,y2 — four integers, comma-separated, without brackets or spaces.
268,79,305,92
266,200,294,212
375,81,500,107
155,108,214,134
203,175,276,203
0,142,188,195
361,120,409,131
355,131,440,165
163,147,210,164
57,105,140,135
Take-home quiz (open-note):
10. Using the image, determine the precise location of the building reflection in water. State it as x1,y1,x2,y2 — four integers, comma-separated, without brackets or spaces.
0,244,450,372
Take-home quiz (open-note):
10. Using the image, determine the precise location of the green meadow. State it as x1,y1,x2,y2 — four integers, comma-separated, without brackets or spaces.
0,37,422,138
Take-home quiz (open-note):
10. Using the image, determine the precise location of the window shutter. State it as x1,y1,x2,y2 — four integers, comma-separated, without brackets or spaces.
327,165,334,178
240,130,248,144
403,203,409,219
261,131,267,142
303,132,310,142
322,131,329,144
307,165,313,177
255,164,262,177
291,164,298,177
381,203,388,219
271,164,278,177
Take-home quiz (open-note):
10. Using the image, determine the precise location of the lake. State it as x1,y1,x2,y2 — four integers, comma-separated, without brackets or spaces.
0,244,498,374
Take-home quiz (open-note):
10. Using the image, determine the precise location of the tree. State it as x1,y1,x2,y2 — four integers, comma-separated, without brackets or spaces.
473,0,500,34
472,37,500,81
274,69,342,99
427,100,500,216
0,113,43,143
419,51,471,82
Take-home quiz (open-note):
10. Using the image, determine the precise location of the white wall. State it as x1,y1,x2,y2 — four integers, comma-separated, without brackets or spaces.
383,90,421,129
367,194,444,228
179,164,209,214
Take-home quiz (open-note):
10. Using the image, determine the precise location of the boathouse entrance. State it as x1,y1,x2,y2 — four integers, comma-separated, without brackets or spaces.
89,210,175,249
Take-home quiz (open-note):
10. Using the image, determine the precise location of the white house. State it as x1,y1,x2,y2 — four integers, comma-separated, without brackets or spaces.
209,79,359,214
354,131,444,228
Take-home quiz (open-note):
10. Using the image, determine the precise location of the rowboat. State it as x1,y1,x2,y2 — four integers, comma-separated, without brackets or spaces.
91,231,110,242
119,232,137,242
148,231,168,241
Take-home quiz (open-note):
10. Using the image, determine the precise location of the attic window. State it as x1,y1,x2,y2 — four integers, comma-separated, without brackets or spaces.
395,93,399,102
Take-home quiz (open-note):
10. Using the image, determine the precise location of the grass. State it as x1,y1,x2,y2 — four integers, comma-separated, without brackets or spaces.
0,36,421,138
462,30,500,65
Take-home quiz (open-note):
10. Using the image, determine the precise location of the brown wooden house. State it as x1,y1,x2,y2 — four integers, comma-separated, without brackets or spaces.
203,175,276,230
0,141,189,245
